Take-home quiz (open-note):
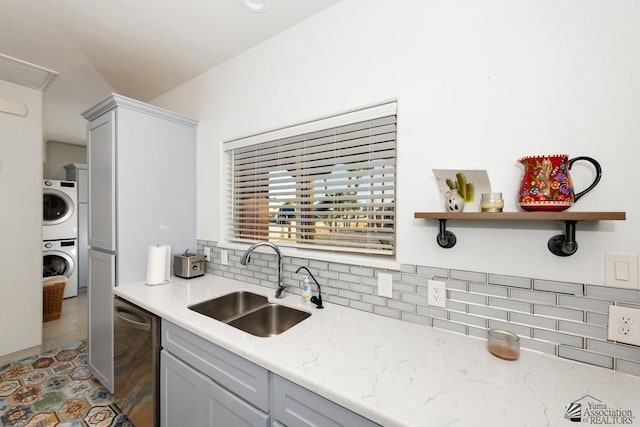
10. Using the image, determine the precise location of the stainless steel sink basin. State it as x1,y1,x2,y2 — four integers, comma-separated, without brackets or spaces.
188,291,310,337
227,304,311,337
188,291,268,321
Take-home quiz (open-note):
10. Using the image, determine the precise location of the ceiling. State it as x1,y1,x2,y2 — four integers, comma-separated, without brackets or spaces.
0,0,342,145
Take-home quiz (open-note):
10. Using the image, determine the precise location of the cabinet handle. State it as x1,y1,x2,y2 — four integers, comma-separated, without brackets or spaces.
114,307,151,331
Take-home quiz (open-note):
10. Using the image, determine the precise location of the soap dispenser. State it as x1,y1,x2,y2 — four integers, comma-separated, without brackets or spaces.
301,276,311,305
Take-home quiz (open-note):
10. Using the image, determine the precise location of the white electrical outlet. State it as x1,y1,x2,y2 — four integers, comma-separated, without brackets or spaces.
608,305,640,346
378,273,393,298
204,247,211,262
428,280,447,308
220,249,229,266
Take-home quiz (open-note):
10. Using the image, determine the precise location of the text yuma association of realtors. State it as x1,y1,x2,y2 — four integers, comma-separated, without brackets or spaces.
582,402,634,424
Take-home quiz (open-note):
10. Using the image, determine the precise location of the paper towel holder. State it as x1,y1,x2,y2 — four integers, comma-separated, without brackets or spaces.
145,244,171,286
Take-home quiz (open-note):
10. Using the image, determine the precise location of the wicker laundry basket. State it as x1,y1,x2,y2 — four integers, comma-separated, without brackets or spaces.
43,276,67,322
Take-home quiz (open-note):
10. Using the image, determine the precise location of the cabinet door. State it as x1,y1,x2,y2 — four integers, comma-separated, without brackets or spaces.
88,249,114,393
202,375,269,427
161,350,204,427
272,375,379,427
87,111,116,251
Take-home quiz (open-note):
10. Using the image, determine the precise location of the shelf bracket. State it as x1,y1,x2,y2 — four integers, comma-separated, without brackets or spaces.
436,219,457,249
547,220,578,257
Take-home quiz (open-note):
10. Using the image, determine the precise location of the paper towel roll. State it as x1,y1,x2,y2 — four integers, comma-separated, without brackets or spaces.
146,245,171,286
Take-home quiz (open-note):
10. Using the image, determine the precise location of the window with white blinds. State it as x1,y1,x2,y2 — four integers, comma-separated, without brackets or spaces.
224,102,396,255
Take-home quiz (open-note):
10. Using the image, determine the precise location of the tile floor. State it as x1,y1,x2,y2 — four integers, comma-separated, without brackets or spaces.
0,292,88,365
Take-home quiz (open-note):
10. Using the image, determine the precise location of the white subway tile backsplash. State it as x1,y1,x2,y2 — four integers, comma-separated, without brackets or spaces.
488,274,531,289
558,321,608,340
433,319,467,335
586,340,640,362
616,359,640,376
338,272,361,284
534,304,584,322
449,312,487,328
586,311,609,327
533,329,583,348
350,300,374,313
448,290,486,305
374,306,401,320
559,346,613,369
557,295,612,313
445,300,467,313
450,269,487,283
487,319,531,337
534,279,584,296
400,264,416,274
519,337,557,355
362,294,387,307
417,306,447,319
586,285,640,303
401,293,429,306
510,289,557,305
488,297,531,313
350,266,374,277
444,279,467,291
468,305,508,321
416,265,448,278
401,274,429,286
350,283,374,295
387,300,415,313
199,242,640,377
401,312,431,326
469,283,508,297
510,312,556,330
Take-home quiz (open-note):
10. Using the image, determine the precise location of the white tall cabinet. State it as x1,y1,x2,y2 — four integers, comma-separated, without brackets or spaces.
82,94,198,392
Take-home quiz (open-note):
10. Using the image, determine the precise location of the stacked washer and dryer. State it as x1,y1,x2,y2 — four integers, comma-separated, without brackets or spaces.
42,179,78,298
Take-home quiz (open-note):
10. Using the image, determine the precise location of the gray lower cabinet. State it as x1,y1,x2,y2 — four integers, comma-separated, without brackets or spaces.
272,374,379,427
161,350,269,427
161,320,378,427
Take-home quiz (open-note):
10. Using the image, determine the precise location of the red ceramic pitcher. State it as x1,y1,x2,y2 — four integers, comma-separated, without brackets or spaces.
518,154,602,211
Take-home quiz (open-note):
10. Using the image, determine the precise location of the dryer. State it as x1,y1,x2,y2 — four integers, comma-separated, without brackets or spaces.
43,239,78,298
43,179,77,241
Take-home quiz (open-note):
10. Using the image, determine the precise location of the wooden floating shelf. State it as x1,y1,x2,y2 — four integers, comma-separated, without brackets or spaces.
414,211,627,257
414,212,626,221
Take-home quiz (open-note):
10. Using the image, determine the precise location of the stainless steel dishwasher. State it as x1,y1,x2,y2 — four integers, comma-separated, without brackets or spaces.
113,297,160,427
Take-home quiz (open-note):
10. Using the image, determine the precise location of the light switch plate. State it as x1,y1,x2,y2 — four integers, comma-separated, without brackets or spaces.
608,305,640,346
220,249,229,266
605,253,639,289
378,273,393,298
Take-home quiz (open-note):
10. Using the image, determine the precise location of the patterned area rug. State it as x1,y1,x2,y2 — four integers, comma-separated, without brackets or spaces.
0,341,133,427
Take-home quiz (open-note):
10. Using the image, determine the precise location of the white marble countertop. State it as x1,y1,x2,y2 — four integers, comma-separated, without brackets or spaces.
114,274,640,427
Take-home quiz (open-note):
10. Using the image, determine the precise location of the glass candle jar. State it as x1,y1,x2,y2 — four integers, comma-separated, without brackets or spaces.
481,192,504,212
487,329,520,360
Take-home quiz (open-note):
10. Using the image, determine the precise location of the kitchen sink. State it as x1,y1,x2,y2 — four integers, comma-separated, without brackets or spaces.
188,291,310,337
227,304,311,337
188,291,268,321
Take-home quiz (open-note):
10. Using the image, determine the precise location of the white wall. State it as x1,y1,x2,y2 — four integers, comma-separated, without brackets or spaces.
0,80,43,355
153,0,640,284
43,140,87,179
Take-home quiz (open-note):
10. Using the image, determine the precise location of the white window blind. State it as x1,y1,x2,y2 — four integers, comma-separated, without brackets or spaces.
224,103,396,255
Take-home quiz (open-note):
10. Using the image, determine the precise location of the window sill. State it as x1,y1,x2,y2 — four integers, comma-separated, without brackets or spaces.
216,241,400,271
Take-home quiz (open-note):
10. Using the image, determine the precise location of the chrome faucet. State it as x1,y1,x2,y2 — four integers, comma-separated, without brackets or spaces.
240,242,287,298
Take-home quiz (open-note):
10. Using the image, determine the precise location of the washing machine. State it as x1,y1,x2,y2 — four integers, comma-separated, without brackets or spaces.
43,239,78,298
43,179,77,241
